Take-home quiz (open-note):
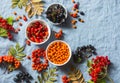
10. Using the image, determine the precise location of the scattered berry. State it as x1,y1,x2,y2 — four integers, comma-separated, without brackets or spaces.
71,20,77,25
74,3,79,9
72,25,77,29
78,18,84,23
27,56,31,60
13,12,17,15
18,16,22,19
55,29,63,39
23,15,27,22
26,40,31,46
19,22,22,26
62,75,70,83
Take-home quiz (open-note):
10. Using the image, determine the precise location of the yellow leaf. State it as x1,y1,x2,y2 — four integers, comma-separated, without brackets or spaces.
31,0,42,3
25,3,32,13
28,8,34,18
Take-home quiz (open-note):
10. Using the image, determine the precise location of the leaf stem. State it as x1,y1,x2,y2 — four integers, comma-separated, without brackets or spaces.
106,74,114,83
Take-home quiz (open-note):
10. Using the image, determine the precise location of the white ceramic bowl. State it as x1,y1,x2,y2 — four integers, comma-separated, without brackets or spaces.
25,19,51,45
46,3,68,25
46,40,71,66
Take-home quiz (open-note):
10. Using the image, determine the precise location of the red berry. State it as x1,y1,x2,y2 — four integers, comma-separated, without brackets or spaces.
74,3,78,9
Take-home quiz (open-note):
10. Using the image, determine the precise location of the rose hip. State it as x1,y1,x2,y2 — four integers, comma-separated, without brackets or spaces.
27,21,49,43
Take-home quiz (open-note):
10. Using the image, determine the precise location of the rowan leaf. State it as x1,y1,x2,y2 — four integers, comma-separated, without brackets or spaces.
0,28,8,37
11,0,28,9
17,53,26,57
15,43,20,51
6,16,14,25
18,47,24,53
37,75,43,83
43,71,49,81
9,47,16,56
45,80,54,83
49,77,57,82
16,57,24,61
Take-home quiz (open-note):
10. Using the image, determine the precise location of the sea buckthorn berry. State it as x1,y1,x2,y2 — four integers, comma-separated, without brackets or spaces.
47,41,70,65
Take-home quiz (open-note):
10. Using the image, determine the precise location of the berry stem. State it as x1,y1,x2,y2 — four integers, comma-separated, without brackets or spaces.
106,74,114,83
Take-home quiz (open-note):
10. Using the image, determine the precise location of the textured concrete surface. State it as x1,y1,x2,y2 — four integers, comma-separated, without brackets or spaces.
0,0,120,83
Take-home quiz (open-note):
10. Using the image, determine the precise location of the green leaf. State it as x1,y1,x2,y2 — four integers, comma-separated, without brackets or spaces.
37,75,43,83
0,28,8,37
18,47,24,53
42,71,49,81
15,43,20,51
49,77,57,82
97,79,106,83
45,81,54,83
87,60,92,68
6,16,14,25
17,53,26,57
9,47,16,56
87,80,94,83
16,57,23,61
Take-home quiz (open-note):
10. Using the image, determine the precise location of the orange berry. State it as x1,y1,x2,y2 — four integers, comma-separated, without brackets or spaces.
13,12,17,15
19,22,22,26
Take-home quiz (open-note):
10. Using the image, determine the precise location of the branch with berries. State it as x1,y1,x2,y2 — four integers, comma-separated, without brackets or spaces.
0,43,26,73
0,16,18,40
87,56,114,83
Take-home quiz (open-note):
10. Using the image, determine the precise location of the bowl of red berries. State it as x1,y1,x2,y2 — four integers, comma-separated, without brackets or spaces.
25,19,51,45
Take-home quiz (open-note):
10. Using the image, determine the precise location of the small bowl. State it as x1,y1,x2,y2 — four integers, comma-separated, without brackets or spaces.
46,40,71,66
25,19,51,45
46,3,68,25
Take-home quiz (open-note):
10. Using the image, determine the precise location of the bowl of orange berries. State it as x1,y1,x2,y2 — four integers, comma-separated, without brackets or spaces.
25,19,51,45
46,40,71,66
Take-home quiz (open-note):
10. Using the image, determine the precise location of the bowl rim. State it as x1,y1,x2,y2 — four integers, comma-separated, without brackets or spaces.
25,19,51,45
45,3,68,25
46,40,72,66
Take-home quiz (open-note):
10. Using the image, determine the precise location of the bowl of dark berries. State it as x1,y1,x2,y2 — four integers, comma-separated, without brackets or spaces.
25,19,51,45
46,3,67,25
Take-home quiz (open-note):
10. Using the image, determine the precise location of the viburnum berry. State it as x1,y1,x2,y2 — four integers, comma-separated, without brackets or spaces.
0,17,16,40
62,75,70,83
88,56,111,83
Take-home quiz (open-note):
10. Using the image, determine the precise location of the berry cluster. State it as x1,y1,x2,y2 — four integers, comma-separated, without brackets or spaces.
0,55,20,68
27,21,49,43
62,75,70,83
31,48,48,72
13,72,33,83
0,17,16,40
89,56,110,83
73,45,97,63
55,29,63,39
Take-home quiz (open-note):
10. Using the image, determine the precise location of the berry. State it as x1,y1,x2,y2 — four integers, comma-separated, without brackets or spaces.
23,15,27,22
74,3,78,9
